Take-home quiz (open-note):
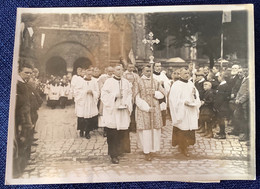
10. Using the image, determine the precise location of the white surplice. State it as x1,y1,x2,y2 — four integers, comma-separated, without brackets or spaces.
169,80,201,131
71,75,85,117
97,74,112,127
101,77,132,130
48,84,61,100
83,78,99,118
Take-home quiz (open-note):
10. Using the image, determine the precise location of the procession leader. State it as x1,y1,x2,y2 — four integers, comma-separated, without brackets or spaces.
134,65,165,161
169,67,201,157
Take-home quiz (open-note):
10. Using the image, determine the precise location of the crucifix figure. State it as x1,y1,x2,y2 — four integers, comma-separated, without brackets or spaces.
142,32,160,53
142,32,160,151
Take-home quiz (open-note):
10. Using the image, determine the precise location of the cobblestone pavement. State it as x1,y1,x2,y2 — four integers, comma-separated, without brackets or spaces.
18,103,253,183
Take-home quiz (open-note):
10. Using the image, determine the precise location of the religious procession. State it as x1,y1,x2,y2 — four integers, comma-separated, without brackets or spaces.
14,58,249,176
11,10,251,179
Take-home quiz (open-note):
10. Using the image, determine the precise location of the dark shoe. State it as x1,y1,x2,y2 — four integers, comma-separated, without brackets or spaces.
228,130,239,136
111,157,119,164
205,132,213,138
200,132,208,137
182,149,190,157
80,131,84,137
85,133,90,139
32,138,38,142
31,143,39,146
197,127,205,133
27,160,36,165
144,153,152,161
239,134,249,141
24,166,35,172
214,134,226,139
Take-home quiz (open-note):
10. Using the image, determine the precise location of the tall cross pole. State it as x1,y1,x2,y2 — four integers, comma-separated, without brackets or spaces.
142,32,160,151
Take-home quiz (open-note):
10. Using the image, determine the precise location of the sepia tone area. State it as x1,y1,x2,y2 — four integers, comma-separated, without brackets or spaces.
19,13,146,75
19,104,250,181
8,7,254,184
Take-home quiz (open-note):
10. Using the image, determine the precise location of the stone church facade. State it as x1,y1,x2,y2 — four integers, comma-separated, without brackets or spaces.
19,13,147,76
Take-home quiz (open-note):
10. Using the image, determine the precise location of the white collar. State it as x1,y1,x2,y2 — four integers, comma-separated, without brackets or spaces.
17,75,25,83
198,78,205,83
141,75,150,80
219,80,227,85
125,70,132,74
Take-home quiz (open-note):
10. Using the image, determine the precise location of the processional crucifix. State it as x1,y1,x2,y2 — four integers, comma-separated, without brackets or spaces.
142,32,160,150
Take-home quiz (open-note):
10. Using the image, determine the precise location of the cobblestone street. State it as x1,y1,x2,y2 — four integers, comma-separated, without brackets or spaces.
18,103,253,183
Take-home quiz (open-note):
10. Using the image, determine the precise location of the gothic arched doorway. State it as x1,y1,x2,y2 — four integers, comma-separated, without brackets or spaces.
73,57,92,75
46,56,67,77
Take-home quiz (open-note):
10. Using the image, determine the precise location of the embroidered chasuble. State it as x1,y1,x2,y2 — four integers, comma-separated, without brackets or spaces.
134,76,164,130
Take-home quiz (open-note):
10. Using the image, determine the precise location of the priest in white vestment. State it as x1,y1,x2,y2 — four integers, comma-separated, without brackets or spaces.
169,67,201,157
134,65,165,161
101,65,132,164
47,77,61,109
71,63,87,138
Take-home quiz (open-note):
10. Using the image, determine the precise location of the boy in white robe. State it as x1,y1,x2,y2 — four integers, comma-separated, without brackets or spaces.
71,64,87,137
47,77,61,109
101,65,132,164
59,75,70,109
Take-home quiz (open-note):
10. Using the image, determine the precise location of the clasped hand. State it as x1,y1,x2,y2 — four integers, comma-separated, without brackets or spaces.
115,93,123,98
184,100,194,107
86,90,93,95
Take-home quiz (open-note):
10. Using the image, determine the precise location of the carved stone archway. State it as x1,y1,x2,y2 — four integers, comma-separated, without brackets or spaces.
41,41,96,75
45,56,67,77
72,57,92,75
37,28,110,74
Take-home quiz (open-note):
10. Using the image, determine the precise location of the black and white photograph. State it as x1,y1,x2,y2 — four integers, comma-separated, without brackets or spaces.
5,5,255,184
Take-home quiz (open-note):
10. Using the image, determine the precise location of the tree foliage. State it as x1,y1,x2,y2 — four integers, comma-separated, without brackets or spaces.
146,11,248,68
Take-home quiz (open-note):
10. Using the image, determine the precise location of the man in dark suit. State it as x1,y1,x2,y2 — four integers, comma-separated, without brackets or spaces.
213,72,231,139
233,68,249,142
14,63,34,177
